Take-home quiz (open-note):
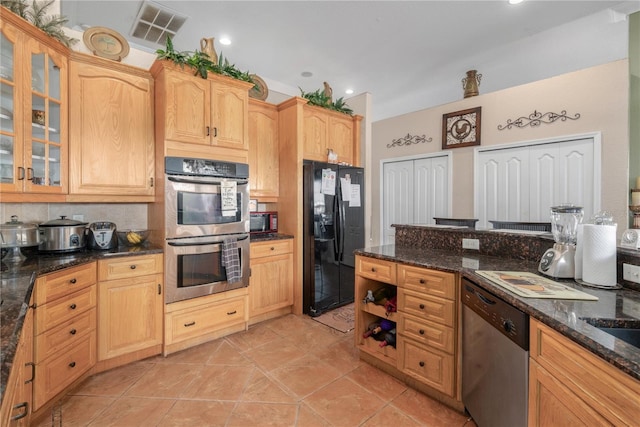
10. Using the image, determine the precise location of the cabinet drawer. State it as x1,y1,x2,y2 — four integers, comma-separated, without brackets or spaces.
398,288,454,327
530,319,640,425
250,239,292,258
398,336,455,397
397,265,456,300
35,308,96,363
166,296,247,344
98,253,163,281
34,262,96,305
398,313,454,354
35,285,97,334
356,256,396,284
33,332,96,411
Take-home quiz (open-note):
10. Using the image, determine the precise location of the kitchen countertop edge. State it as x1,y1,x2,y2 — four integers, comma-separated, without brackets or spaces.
355,245,640,381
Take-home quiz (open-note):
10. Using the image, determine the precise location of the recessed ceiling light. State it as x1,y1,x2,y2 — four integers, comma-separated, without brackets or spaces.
508,0,524,4
345,89,354,95
301,71,313,77
219,37,231,45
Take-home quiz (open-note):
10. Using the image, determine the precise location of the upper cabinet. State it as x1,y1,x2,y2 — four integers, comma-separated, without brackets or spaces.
151,60,253,164
302,103,361,166
248,99,279,200
68,54,155,201
0,10,69,200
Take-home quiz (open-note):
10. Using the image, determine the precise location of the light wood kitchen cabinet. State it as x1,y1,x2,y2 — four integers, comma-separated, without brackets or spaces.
529,318,640,426
164,287,248,355
248,99,279,200
249,239,293,324
0,9,68,201
302,103,361,166
68,54,155,202
0,300,34,427
32,262,97,411
151,60,253,163
354,255,461,407
97,254,163,361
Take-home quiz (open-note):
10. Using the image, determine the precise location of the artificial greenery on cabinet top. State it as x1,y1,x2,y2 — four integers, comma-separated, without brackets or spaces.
2,0,77,46
299,87,354,116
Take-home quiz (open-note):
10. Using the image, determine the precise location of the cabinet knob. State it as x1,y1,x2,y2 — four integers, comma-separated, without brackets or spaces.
70,329,77,335
69,362,76,368
419,279,425,284
69,303,77,310
419,329,425,335
69,278,77,284
130,265,136,269
419,361,425,367
419,304,425,309
371,267,376,272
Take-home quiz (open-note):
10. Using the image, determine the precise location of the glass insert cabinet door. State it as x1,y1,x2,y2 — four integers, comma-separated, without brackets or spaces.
0,17,68,194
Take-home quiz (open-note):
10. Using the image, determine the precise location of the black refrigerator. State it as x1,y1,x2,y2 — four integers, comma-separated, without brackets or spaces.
302,160,365,316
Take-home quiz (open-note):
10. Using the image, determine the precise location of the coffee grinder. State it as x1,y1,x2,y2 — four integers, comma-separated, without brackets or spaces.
539,204,583,278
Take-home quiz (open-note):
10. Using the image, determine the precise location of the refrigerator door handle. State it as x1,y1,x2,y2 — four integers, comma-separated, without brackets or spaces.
333,187,340,262
339,191,346,261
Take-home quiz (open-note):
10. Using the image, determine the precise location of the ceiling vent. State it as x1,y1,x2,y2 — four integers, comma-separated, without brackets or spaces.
130,1,187,45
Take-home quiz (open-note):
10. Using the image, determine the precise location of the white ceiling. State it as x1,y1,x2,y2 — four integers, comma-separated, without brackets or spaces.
60,1,640,121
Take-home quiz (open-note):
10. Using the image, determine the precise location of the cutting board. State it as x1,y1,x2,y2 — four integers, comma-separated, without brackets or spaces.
476,271,598,300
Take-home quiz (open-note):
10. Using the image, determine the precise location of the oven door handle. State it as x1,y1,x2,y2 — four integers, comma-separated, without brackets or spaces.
168,176,249,186
168,235,249,247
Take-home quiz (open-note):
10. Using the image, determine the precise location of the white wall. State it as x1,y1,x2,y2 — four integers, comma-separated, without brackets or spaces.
370,60,629,246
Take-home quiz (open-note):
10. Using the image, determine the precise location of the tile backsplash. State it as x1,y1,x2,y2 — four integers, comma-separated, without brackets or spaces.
0,203,148,230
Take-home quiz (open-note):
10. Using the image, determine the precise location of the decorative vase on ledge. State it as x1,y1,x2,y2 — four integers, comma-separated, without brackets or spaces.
200,37,218,65
462,69,482,98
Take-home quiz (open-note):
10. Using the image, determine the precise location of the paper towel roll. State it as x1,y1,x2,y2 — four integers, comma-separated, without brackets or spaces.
582,224,617,288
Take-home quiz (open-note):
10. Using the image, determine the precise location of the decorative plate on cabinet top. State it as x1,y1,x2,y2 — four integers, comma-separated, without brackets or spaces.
249,74,269,101
83,26,130,62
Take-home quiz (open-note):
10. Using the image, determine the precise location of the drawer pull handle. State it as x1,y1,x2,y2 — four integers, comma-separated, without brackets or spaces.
227,310,237,315
130,265,136,269
25,362,35,384
419,361,425,367
419,304,425,309
419,279,425,284
11,402,28,420
184,321,196,327
69,362,76,368
69,278,77,284
419,329,425,335
70,303,77,310
70,329,77,335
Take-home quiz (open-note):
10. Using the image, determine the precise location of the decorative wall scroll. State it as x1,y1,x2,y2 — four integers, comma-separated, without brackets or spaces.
497,110,581,130
442,107,481,149
387,133,433,148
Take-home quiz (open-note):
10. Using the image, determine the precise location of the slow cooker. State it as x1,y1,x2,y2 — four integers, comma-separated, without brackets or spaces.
38,216,88,252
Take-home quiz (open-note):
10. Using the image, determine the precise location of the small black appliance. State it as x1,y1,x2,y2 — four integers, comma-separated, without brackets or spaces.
87,221,118,250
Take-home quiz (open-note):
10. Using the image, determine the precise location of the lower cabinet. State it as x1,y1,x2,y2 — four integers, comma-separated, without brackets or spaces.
32,263,97,411
248,239,294,324
529,318,640,426
0,301,34,427
97,254,164,361
164,287,248,355
354,255,459,404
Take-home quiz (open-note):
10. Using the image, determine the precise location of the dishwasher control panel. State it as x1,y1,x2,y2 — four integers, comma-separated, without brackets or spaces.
462,278,529,350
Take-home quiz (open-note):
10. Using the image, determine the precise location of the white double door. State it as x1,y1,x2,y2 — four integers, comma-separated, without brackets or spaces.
382,155,450,244
475,136,598,229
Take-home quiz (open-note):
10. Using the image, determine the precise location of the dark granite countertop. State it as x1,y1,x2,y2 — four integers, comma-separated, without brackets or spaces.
0,244,163,403
250,233,294,242
355,244,640,381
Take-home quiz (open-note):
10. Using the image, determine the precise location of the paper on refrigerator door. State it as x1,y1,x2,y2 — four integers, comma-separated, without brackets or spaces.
349,184,361,207
221,180,238,216
340,177,351,202
321,169,336,195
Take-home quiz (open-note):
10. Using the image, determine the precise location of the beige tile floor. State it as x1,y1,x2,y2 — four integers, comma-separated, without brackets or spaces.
34,314,475,427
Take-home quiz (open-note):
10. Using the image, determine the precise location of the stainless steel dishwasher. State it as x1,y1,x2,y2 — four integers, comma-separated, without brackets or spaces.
461,278,529,427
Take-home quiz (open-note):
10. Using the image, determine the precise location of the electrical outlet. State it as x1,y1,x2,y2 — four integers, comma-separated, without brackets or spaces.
462,238,480,250
72,214,84,221
462,257,480,269
623,263,640,284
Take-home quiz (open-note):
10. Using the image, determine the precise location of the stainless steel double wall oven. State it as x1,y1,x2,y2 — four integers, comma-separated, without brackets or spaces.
164,157,250,304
